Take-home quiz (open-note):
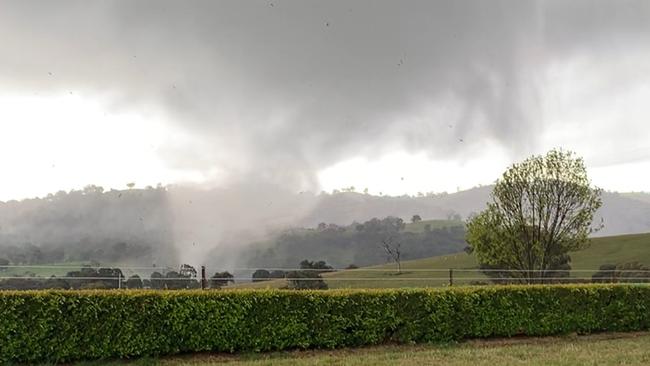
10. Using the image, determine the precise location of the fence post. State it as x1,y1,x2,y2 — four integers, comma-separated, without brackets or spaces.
118,273,121,289
449,268,453,287
201,265,206,290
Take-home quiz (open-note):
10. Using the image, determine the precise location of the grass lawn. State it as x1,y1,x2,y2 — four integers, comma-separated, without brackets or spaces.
75,332,650,366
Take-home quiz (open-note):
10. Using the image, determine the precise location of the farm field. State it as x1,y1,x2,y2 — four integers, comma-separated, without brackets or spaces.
7,223,650,290
73,332,650,366
236,231,650,289
1,261,92,277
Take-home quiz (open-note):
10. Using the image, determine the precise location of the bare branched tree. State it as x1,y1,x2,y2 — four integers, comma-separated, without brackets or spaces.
382,236,402,273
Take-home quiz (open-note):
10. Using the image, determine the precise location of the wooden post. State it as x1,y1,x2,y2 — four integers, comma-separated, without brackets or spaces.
201,266,207,290
449,269,453,287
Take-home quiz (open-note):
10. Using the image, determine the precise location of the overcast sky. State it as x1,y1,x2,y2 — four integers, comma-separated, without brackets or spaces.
1,0,649,201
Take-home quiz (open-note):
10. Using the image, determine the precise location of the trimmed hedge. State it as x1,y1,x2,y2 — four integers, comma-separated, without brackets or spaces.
1,285,650,363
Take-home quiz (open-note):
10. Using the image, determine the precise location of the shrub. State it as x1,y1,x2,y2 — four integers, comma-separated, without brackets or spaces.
286,270,328,289
210,271,234,288
252,269,271,282
593,262,650,283
1,285,649,363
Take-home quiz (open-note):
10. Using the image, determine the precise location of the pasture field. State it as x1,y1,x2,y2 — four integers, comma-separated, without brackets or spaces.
74,332,650,366
402,218,464,232
237,231,650,289
1,261,92,277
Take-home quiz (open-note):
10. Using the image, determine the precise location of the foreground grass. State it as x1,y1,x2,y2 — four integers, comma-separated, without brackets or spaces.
75,332,650,366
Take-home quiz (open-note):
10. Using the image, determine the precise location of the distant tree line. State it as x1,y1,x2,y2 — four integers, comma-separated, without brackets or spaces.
246,216,466,269
252,259,333,290
592,262,650,283
0,264,234,291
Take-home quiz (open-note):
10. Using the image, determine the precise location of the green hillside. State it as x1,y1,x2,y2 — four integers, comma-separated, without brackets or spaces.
235,232,650,289
244,218,465,269
403,219,464,232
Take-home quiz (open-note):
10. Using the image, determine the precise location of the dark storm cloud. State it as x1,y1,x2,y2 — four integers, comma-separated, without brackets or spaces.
1,0,650,187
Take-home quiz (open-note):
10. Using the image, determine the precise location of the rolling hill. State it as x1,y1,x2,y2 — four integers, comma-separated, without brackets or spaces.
298,188,650,238
0,185,648,269
235,231,650,289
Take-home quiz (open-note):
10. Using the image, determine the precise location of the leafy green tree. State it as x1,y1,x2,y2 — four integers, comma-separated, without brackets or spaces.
287,270,328,290
286,259,332,289
149,271,165,289
179,264,198,278
411,214,422,223
252,269,270,282
592,262,650,283
269,270,286,278
466,149,603,284
65,267,123,289
210,271,234,288
164,270,200,289
299,260,333,272
125,275,143,289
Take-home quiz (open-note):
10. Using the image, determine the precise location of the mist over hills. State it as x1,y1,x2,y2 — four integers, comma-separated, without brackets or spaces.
300,187,650,238
0,185,648,269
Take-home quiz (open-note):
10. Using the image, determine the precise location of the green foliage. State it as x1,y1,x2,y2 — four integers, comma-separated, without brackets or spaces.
0,267,128,290
252,269,271,282
146,265,201,290
66,267,124,289
592,262,650,283
210,271,234,288
125,275,144,289
287,271,328,289
248,217,466,269
286,260,332,289
1,285,650,363
0,186,175,266
467,150,603,283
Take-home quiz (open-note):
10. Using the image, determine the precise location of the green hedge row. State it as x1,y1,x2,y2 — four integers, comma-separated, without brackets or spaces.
1,285,649,363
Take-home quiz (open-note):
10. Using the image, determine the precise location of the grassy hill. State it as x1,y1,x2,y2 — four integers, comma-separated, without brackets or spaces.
403,219,464,232
234,232,650,289
244,218,466,269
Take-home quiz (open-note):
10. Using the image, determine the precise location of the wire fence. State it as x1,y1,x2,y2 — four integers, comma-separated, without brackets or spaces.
2,264,650,290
